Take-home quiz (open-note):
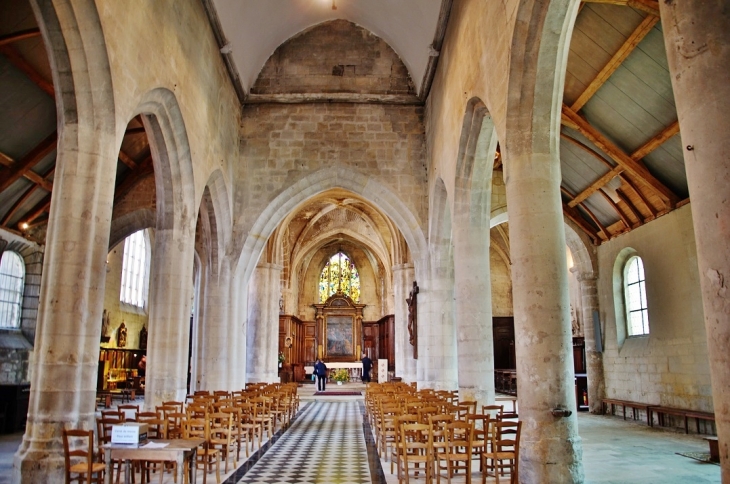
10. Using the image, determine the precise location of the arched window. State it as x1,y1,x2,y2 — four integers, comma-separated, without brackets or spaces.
0,251,25,328
120,230,149,308
624,255,649,336
319,252,360,303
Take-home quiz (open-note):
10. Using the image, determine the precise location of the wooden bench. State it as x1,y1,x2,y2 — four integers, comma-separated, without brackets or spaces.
648,405,715,434
602,398,652,423
96,389,136,408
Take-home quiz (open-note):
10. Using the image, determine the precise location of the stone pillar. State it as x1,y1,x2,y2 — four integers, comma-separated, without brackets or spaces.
418,280,458,391
246,263,282,383
505,151,583,483
229,264,247,390
576,272,604,414
13,132,117,482
393,263,416,382
453,217,494,409
659,3,730,478
144,222,196,408
197,261,232,390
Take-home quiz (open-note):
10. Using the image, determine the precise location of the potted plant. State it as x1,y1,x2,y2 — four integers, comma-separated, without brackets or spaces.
278,352,285,368
331,368,349,385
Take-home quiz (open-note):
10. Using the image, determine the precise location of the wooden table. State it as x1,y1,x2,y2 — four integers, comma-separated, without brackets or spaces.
103,438,204,484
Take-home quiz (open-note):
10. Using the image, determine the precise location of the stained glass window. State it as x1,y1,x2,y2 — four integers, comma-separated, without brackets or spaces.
319,252,360,303
624,255,649,336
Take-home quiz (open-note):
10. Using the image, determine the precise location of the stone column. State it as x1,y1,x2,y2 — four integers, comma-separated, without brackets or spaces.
246,263,282,383
505,151,583,483
659,3,730,478
576,272,605,414
144,222,196,408
453,218,494,409
13,132,117,482
418,280,458,391
197,261,233,390
393,263,416,382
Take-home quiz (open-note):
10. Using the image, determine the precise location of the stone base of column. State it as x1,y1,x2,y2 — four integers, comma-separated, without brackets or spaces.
14,431,66,483
520,434,584,483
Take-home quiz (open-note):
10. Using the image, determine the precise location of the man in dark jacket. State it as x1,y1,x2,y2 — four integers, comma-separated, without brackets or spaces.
314,358,328,391
361,355,373,383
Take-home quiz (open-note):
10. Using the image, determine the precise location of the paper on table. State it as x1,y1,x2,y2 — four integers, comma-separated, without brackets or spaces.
141,441,169,449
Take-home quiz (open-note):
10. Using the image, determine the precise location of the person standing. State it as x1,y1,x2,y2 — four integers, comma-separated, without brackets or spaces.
314,358,328,392
361,355,373,383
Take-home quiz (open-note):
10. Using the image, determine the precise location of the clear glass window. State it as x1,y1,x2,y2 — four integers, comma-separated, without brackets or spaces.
120,230,148,308
0,251,24,329
624,255,649,336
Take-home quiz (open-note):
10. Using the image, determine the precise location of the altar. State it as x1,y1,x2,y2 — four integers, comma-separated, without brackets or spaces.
305,361,363,380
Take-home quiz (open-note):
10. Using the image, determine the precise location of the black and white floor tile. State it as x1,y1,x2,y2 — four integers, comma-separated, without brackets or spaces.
236,401,374,484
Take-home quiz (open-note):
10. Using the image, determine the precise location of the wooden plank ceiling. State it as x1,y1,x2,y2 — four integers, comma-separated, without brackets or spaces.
559,0,687,244
0,0,153,244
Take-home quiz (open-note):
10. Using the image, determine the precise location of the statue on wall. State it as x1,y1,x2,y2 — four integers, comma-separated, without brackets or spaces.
101,309,110,337
571,305,582,337
406,281,419,359
117,322,127,348
139,325,148,350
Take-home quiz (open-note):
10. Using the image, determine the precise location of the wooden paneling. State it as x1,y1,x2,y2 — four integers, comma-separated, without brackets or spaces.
493,317,515,370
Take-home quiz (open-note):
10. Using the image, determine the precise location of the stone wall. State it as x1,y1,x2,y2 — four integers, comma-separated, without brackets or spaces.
252,19,415,96
0,233,43,384
598,204,712,413
239,102,427,235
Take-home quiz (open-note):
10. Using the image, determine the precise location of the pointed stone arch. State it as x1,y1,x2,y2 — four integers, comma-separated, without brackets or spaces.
237,167,427,287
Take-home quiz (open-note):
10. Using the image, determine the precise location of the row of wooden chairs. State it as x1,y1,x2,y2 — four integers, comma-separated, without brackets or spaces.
88,383,299,484
366,382,522,484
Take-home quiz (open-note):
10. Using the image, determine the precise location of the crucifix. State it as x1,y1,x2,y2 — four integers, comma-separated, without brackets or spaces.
406,281,419,359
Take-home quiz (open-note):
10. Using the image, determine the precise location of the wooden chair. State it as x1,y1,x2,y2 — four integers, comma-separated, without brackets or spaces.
209,411,237,473
466,414,492,471
137,418,172,484
135,411,160,421
436,420,474,484
399,423,434,484
481,420,522,484
379,403,401,460
220,405,247,460
183,417,221,484
63,429,106,484
116,404,140,422
482,405,504,421
391,414,419,477
95,417,124,484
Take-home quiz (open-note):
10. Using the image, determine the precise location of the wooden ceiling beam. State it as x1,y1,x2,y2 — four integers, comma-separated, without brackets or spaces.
114,157,153,202
2,186,39,226
618,174,656,218
0,132,57,193
615,188,643,225
571,14,658,111
562,202,600,244
562,186,608,240
582,0,659,16
562,105,678,207
597,189,632,229
0,28,42,47
568,165,623,207
0,45,54,97
19,193,51,227
630,120,680,160
118,151,138,169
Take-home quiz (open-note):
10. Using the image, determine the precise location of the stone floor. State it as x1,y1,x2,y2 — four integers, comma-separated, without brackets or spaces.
0,384,721,483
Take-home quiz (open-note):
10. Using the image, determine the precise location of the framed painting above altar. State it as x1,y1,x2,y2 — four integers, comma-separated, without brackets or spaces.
326,315,354,357
314,292,365,362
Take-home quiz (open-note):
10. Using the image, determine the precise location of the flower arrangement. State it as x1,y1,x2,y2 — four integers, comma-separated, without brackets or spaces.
331,368,350,383
278,352,285,364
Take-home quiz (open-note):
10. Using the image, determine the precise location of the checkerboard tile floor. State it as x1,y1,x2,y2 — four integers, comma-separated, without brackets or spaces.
237,400,372,484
